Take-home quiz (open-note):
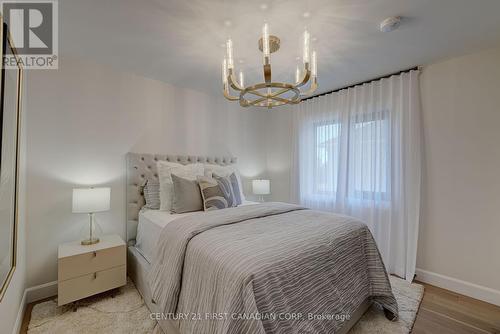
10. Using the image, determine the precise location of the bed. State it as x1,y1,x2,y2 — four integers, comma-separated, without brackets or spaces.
126,153,397,334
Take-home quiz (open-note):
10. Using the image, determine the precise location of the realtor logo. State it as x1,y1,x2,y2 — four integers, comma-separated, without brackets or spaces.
1,0,58,69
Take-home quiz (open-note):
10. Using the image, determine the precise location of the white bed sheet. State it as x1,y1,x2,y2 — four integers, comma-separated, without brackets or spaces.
135,201,259,264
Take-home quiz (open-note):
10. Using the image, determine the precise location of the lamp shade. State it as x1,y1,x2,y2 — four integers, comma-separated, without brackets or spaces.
72,187,111,213
252,179,270,195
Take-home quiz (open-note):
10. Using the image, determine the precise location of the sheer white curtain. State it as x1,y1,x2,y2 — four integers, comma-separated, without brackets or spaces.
291,70,422,281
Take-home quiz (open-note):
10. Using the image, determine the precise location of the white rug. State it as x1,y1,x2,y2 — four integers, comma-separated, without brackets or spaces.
28,277,423,334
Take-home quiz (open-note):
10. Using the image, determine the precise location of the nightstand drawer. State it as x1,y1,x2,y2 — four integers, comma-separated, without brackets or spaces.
58,265,126,306
58,245,125,281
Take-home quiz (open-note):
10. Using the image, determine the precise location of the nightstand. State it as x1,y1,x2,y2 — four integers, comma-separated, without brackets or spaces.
57,234,126,306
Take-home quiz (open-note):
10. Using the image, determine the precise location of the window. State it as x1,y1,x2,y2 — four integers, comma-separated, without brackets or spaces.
349,111,390,200
313,122,340,195
311,111,390,201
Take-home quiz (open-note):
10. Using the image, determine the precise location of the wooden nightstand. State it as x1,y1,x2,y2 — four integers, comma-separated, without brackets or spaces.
57,234,126,306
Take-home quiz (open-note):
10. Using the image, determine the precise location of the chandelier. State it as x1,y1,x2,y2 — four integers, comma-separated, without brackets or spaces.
222,23,318,108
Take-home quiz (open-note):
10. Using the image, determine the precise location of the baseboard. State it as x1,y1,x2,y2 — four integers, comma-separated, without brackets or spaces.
415,268,500,307
25,280,57,304
12,289,28,334
11,281,58,334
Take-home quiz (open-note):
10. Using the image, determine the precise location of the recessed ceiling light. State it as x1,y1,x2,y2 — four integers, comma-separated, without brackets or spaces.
260,3,268,10
224,20,232,27
303,11,311,18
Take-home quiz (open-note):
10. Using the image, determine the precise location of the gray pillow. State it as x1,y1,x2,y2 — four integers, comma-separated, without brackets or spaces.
213,173,242,206
171,174,203,213
142,179,160,210
198,173,241,211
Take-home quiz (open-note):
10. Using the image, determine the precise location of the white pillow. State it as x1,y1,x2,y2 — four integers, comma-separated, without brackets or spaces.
157,161,204,211
204,164,246,201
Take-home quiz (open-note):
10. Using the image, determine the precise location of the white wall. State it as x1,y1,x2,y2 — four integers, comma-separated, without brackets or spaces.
24,56,268,287
417,46,500,293
265,107,293,203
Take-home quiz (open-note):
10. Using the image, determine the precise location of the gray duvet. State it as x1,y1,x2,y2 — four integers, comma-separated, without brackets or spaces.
149,202,398,334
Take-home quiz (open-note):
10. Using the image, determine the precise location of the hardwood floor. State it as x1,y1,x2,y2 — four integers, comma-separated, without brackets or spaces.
20,282,500,334
412,282,500,333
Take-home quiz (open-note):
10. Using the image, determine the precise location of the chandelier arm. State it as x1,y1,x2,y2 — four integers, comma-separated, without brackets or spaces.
222,83,241,101
223,90,240,101
295,70,311,88
299,78,318,96
227,69,244,91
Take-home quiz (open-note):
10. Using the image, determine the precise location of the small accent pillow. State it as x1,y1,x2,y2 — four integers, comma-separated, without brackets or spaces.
198,173,241,211
142,179,161,210
171,174,203,214
204,164,246,201
213,173,242,206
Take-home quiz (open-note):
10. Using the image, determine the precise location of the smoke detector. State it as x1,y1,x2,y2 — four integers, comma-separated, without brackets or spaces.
380,16,401,32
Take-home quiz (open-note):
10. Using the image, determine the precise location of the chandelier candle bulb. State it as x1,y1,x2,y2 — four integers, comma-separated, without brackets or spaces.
303,30,310,64
295,65,300,83
311,51,317,77
222,59,228,85
226,39,234,69
239,70,244,87
262,23,270,61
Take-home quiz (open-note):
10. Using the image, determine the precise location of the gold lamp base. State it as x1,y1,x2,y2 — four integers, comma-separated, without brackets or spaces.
81,237,99,245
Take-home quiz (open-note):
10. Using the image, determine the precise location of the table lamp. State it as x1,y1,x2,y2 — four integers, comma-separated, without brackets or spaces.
252,179,270,202
72,187,110,245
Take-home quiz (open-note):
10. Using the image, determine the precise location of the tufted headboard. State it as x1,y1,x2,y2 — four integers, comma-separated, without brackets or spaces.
126,153,237,244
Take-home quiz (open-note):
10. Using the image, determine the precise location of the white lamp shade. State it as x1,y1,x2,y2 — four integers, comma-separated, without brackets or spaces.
252,179,270,195
72,187,111,213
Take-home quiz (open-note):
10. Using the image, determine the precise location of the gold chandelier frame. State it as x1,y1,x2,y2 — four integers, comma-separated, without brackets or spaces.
222,26,318,109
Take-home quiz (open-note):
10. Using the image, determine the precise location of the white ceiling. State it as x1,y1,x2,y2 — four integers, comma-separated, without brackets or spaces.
60,0,500,96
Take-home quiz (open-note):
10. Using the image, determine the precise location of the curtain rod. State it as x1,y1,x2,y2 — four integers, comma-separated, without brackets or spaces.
301,66,421,102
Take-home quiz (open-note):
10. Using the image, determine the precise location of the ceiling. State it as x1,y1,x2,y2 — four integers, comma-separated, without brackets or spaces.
60,0,500,96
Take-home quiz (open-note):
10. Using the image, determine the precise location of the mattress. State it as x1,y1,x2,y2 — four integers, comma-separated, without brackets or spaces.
135,200,259,263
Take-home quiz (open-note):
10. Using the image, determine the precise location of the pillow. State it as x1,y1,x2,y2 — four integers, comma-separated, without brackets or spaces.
198,174,240,211
157,161,204,211
142,179,160,210
171,174,203,214
204,164,246,201
213,173,242,206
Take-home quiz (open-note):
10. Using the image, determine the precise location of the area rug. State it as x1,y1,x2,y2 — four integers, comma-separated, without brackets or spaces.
28,276,423,334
